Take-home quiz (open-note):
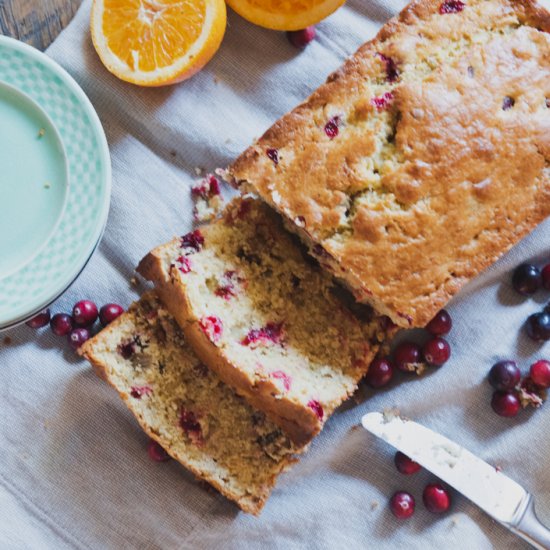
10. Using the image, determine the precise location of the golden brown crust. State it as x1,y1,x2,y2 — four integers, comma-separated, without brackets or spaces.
79,294,292,515
138,250,316,446
229,0,550,327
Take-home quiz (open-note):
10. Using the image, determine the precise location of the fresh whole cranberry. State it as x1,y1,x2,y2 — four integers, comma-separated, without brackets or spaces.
26,309,51,328
68,327,90,350
50,313,74,336
491,391,520,417
512,264,541,296
423,483,451,513
526,312,550,342
365,357,394,388
488,360,520,391
147,440,171,462
72,300,98,327
426,309,452,336
394,451,421,475
99,303,124,327
286,26,316,49
389,491,415,519
393,342,423,373
542,264,550,290
423,337,451,366
529,360,550,389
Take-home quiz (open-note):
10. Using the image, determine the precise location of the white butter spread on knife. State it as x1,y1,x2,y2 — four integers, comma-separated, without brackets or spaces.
362,412,527,523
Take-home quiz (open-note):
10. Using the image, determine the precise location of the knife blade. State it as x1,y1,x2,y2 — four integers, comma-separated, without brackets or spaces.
361,411,550,549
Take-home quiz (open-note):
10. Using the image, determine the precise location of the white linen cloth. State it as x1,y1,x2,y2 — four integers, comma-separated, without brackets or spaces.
1,1,549,547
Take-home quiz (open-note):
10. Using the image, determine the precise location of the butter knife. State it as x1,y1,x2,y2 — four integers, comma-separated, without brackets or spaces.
362,412,550,549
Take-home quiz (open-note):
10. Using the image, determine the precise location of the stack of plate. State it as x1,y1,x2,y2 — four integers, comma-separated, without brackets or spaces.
0,36,111,330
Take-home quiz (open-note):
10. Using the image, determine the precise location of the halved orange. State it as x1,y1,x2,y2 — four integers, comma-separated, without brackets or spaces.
226,0,346,31
90,0,227,86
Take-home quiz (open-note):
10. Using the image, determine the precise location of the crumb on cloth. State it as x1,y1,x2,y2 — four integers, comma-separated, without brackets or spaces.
191,173,225,223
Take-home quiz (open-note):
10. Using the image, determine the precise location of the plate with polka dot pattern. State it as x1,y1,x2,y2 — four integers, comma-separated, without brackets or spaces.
0,36,111,330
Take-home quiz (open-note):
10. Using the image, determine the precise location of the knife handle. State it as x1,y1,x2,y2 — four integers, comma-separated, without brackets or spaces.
511,494,550,550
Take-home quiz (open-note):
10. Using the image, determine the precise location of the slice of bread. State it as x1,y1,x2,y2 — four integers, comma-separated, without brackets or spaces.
79,292,303,515
138,198,394,444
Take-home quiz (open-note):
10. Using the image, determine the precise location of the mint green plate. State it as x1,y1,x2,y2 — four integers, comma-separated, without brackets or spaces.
0,36,111,330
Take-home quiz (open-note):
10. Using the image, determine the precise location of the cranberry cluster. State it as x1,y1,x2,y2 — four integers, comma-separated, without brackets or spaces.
365,310,452,388
389,451,451,519
25,300,124,350
511,262,550,341
488,359,550,417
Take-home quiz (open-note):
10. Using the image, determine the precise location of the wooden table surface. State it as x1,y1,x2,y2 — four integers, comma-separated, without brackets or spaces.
0,0,82,50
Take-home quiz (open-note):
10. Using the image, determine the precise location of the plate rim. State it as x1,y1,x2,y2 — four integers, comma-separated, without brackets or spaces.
0,36,112,329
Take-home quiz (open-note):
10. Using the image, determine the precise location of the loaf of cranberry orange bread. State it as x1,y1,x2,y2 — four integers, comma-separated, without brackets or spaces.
79,292,303,515
228,0,550,328
138,198,394,445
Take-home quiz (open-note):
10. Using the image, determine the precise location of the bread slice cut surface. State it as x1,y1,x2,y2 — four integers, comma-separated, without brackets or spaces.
80,292,303,515
138,198,394,444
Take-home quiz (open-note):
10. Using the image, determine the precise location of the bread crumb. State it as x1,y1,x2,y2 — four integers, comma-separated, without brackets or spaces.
130,276,138,287
44,182,51,189
214,167,230,181
352,385,368,404
382,407,401,423
37,128,45,138
450,514,460,527
192,173,225,222
371,501,379,510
